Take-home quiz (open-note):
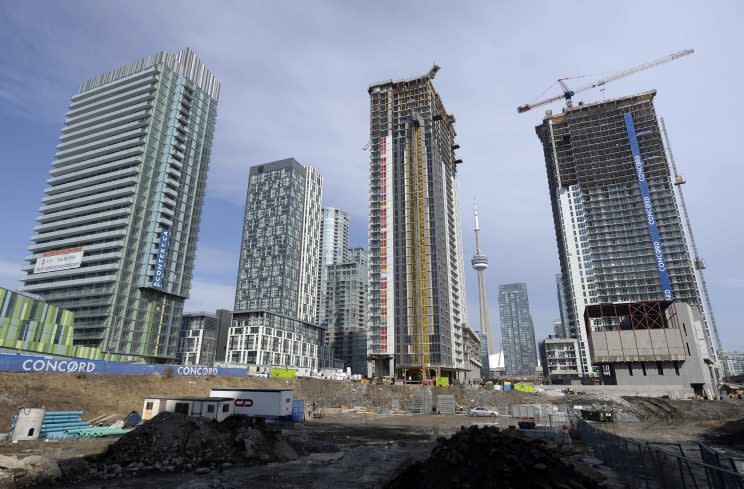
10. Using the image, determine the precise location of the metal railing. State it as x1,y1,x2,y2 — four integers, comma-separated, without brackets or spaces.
573,417,744,489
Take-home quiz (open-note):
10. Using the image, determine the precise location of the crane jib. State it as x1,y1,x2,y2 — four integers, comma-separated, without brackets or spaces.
623,112,674,301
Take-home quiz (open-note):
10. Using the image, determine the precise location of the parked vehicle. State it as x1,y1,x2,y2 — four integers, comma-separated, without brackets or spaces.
468,406,497,417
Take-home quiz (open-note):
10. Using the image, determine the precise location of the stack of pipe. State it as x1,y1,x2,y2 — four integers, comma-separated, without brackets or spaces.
64,426,131,437
39,411,90,439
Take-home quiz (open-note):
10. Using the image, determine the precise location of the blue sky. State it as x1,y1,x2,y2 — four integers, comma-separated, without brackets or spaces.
0,1,742,350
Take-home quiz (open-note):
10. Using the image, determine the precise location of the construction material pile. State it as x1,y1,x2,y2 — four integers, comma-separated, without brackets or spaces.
385,425,602,489
409,388,432,414
39,411,90,439
77,412,304,479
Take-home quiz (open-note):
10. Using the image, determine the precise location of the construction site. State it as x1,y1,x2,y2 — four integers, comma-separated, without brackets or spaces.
0,372,742,488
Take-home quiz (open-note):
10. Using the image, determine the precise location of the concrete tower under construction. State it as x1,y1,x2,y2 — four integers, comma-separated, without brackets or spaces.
471,205,493,358
367,66,468,381
536,91,720,376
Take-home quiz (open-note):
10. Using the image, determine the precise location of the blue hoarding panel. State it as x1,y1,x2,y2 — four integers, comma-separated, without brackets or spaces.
623,112,674,300
152,227,171,289
0,353,247,377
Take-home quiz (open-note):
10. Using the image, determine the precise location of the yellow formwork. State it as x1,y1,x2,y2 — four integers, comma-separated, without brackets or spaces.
406,122,431,376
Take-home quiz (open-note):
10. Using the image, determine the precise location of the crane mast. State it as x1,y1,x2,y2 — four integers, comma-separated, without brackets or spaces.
660,117,721,361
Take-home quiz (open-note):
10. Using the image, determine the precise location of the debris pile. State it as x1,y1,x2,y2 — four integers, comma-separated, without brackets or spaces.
74,412,306,480
385,425,602,489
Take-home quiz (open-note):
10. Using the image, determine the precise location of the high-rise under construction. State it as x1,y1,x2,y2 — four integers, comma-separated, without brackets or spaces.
367,66,468,380
536,91,720,375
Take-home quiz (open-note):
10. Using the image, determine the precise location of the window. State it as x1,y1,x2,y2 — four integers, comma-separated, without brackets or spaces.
657,362,664,376
145,401,154,410
673,362,680,376
207,405,215,413
627,363,633,376
223,404,230,413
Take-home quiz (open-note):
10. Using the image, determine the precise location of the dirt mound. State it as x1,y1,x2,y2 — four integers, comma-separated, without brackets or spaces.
703,416,744,450
70,412,308,480
623,398,744,422
384,425,602,489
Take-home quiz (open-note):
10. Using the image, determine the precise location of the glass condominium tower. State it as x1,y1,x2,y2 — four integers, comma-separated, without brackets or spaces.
367,67,468,380
234,158,323,323
21,48,219,361
498,283,538,375
536,91,720,375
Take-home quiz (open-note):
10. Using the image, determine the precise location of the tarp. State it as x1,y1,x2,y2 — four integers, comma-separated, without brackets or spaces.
271,368,297,379
514,383,535,393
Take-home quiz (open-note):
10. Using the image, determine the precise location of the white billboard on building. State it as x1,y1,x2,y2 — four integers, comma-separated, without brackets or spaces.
33,247,84,274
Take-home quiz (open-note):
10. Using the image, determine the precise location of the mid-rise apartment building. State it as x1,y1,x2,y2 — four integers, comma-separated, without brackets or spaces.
539,336,580,384
225,310,331,371
177,309,231,366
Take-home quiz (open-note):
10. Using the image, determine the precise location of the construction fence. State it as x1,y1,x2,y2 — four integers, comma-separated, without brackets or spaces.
573,417,744,489
0,353,246,377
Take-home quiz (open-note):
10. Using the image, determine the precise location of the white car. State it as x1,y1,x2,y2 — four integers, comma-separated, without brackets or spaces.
468,406,498,417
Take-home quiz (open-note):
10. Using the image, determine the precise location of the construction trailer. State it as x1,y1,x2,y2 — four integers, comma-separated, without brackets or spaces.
142,396,233,422
210,388,293,418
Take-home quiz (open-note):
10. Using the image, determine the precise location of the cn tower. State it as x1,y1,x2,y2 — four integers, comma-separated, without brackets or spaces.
471,204,494,355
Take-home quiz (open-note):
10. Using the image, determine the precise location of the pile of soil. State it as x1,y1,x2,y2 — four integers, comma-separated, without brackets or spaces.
384,425,602,489
62,412,309,481
703,416,744,451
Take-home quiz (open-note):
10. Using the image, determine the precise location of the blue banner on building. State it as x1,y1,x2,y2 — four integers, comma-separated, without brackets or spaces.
0,353,247,377
152,227,171,289
623,112,674,300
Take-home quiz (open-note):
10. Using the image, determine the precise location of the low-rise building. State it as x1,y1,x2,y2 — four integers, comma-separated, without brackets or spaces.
463,325,482,381
142,396,233,422
177,309,232,366
0,286,103,359
225,310,332,372
324,326,369,376
586,301,719,399
539,336,580,384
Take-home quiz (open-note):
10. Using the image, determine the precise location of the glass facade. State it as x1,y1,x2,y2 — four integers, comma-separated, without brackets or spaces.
20,48,219,361
498,283,538,375
234,159,322,323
